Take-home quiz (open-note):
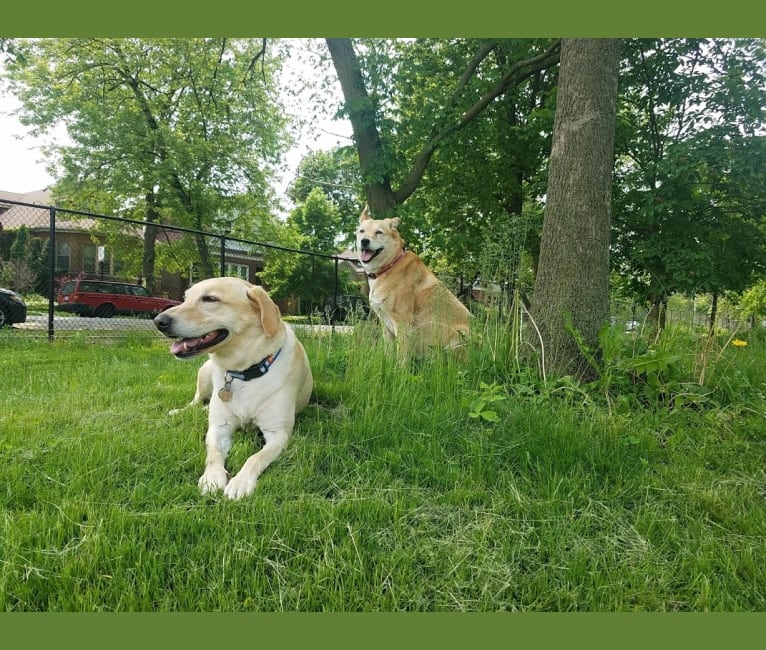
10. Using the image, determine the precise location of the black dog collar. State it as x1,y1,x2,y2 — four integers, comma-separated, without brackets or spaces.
218,348,283,402
227,348,282,381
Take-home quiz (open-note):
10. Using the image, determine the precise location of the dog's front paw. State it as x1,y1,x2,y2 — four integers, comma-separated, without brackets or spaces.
198,467,228,495
223,472,257,500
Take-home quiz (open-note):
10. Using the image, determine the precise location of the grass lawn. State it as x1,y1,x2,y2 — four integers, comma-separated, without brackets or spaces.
0,321,764,611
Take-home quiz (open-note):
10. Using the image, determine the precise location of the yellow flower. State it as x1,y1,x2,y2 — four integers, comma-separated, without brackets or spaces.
731,339,748,347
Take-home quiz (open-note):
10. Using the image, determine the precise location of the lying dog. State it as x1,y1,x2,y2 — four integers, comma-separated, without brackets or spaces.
154,277,313,500
356,206,470,358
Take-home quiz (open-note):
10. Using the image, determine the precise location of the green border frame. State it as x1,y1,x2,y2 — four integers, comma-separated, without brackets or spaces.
2,612,764,647
2,0,765,36
2,3,764,645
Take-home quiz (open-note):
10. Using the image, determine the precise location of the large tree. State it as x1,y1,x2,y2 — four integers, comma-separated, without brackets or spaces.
4,38,287,286
387,39,557,281
325,38,561,218
612,39,766,326
529,39,621,380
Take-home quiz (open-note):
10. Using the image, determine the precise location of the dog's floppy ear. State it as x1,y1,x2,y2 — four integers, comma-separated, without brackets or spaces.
360,204,372,223
391,217,400,231
246,285,282,338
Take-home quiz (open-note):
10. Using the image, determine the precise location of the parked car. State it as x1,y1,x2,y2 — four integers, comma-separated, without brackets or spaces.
0,287,27,328
321,294,370,324
56,279,181,319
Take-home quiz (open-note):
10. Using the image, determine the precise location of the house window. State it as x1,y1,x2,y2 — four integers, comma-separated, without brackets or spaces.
83,245,97,273
226,263,249,281
56,241,71,272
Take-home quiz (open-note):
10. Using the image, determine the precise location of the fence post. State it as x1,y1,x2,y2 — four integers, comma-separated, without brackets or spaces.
220,235,226,277
47,207,56,340
333,256,339,311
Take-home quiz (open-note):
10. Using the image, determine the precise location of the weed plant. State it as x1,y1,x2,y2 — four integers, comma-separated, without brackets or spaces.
0,317,764,611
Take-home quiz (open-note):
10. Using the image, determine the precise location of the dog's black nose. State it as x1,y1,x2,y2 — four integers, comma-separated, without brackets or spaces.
154,312,172,331
360,238,370,248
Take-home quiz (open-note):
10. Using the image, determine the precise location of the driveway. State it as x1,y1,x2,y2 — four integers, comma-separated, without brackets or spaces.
18,314,158,332
15,314,352,335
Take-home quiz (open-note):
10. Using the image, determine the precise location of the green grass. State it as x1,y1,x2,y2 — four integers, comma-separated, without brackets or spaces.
0,322,765,611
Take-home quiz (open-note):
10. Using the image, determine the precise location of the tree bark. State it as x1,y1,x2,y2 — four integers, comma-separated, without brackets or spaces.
647,293,667,331
529,39,621,380
325,38,398,215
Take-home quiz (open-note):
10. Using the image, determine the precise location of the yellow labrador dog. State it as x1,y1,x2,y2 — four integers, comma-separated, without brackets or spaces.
154,277,313,500
356,206,470,359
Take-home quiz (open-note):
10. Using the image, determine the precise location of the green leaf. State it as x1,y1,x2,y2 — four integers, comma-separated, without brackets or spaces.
480,411,500,422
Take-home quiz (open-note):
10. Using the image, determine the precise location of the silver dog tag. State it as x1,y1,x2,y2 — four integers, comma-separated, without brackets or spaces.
218,376,233,402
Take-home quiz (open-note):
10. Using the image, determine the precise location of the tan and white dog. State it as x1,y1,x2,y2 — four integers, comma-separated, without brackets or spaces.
356,206,470,359
154,277,313,500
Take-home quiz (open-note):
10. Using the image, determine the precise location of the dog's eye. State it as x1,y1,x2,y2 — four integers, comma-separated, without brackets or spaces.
375,230,383,235
201,295,219,303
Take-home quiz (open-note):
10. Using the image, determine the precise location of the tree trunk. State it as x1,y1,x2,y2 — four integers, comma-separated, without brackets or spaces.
325,38,398,216
647,293,667,331
142,191,159,294
528,39,621,381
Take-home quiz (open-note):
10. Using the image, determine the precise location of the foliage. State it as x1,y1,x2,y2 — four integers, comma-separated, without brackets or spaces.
287,147,363,248
327,38,560,223
463,381,508,422
0,37,24,64
0,227,50,294
289,187,342,254
739,280,766,321
4,38,289,279
257,230,344,314
260,188,353,312
613,39,766,308
386,39,557,272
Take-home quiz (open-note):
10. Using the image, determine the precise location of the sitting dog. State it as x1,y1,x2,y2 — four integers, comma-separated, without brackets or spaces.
356,206,470,359
154,277,313,500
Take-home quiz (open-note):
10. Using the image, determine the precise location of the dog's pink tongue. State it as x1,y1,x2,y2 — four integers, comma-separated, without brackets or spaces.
170,338,198,355
360,250,375,262
170,332,216,356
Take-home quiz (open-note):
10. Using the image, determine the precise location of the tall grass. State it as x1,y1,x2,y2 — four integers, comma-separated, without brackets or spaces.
0,319,764,611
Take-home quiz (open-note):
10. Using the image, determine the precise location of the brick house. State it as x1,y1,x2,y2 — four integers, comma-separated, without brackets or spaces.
0,188,264,300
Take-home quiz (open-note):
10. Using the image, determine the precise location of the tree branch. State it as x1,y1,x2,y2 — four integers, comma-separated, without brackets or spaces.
245,38,268,84
394,39,561,204
326,38,561,212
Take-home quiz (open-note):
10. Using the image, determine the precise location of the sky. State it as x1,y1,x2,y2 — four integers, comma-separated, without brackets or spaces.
0,91,55,194
0,43,353,202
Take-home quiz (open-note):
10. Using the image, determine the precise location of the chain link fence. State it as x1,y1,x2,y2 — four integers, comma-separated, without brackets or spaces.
0,198,361,340
1,197,751,341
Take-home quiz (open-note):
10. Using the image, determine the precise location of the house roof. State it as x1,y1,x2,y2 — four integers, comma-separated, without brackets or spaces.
0,188,51,228
337,248,361,263
1,188,265,263
336,247,365,279
0,188,100,232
